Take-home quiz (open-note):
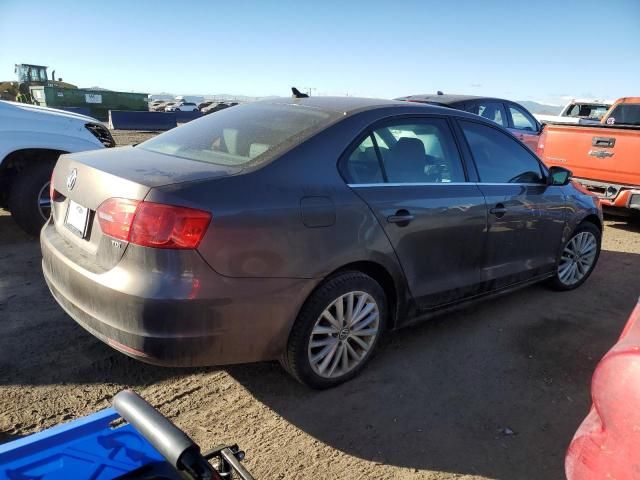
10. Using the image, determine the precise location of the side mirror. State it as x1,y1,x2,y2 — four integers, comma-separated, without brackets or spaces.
547,166,572,186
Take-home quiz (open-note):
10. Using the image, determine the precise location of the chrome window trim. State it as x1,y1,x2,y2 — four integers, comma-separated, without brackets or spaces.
348,182,547,188
348,182,469,187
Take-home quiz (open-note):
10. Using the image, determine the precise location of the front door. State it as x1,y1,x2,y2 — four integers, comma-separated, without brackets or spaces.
458,119,567,290
343,117,488,308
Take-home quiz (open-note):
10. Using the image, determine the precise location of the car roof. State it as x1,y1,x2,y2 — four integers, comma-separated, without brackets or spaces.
258,96,468,115
395,94,509,105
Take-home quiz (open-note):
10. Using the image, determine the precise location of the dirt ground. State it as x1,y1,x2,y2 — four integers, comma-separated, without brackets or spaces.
1,132,639,479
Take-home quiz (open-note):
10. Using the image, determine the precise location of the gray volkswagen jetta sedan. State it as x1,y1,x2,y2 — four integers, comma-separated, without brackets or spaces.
41,96,602,388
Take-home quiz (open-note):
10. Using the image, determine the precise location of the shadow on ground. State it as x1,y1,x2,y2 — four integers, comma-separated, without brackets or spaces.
0,214,32,246
227,249,640,479
605,216,640,233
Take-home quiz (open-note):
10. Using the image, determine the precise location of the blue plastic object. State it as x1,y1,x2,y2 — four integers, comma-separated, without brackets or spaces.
108,111,177,131
0,408,164,479
174,111,202,123
59,106,93,117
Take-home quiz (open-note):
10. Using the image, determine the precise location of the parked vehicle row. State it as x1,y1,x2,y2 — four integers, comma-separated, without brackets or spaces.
201,101,237,115
149,99,238,113
41,96,602,389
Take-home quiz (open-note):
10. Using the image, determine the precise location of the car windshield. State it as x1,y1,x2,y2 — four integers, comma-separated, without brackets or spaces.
606,104,640,126
139,102,336,166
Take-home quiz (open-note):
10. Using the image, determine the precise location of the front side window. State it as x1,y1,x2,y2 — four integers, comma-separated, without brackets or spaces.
467,102,506,127
343,118,465,184
460,120,544,184
140,103,335,166
508,105,537,131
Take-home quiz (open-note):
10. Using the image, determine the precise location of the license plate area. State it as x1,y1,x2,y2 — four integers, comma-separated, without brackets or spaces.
65,200,90,238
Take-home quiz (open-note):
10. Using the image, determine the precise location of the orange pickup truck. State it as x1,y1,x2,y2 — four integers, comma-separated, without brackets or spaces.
536,97,640,216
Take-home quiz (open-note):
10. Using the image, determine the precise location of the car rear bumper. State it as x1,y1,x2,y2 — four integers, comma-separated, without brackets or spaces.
41,222,316,367
574,178,640,213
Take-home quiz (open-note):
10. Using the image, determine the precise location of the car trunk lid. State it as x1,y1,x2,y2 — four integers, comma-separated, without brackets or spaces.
50,146,241,271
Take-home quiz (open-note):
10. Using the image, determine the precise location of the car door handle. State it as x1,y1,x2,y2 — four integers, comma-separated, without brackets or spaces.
489,204,507,218
387,210,414,226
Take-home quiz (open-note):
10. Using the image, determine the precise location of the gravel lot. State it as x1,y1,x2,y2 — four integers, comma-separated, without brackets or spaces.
1,131,639,479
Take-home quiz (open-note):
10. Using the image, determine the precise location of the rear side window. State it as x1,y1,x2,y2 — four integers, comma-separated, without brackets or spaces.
344,118,465,184
467,102,506,127
606,104,640,126
140,103,335,166
508,105,537,131
460,120,544,184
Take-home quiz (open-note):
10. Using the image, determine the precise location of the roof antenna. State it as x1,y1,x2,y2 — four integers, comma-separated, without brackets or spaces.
437,90,444,95
292,87,309,98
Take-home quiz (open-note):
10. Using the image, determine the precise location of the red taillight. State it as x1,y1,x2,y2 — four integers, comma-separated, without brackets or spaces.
97,198,140,241
129,202,211,249
96,198,211,249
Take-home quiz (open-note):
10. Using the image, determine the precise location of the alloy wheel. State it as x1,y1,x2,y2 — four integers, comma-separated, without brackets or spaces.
308,291,380,379
38,181,51,221
558,231,598,286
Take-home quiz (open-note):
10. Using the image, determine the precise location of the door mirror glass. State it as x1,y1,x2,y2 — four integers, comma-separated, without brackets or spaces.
548,166,572,186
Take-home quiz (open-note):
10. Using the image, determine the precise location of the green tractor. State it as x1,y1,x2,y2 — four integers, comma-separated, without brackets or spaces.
1,64,77,103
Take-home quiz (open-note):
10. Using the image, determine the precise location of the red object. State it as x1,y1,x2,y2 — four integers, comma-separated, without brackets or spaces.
96,198,139,241
96,198,211,249
566,299,640,479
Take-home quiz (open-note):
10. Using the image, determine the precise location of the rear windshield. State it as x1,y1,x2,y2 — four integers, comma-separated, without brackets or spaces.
139,103,335,166
606,104,640,126
566,103,610,119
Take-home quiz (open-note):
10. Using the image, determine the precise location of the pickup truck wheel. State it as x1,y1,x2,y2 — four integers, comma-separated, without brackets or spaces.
549,222,601,291
281,271,387,389
8,161,55,236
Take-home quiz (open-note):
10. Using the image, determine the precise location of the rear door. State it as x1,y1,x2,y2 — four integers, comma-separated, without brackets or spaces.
343,116,488,309
505,103,541,151
457,119,566,289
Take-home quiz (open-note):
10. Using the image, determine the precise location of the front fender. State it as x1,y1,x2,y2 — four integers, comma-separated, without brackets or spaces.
560,185,603,249
0,131,103,166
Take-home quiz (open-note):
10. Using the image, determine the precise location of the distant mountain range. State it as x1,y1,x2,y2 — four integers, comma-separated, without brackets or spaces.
517,101,563,115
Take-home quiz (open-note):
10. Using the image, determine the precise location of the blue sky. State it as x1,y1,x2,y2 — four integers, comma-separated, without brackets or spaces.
1,0,638,104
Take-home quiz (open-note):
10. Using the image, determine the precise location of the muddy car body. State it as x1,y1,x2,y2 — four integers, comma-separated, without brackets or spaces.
41,97,602,388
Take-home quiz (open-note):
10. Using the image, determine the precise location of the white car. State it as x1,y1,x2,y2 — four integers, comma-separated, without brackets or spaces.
0,100,114,234
165,101,199,112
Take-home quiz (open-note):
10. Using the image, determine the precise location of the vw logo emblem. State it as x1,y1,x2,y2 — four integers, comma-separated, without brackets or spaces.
66,168,78,191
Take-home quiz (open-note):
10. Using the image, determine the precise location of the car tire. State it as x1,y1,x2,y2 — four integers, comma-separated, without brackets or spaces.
8,161,55,236
548,222,601,291
281,271,387,389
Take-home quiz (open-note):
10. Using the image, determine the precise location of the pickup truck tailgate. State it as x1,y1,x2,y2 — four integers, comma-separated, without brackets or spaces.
539,124,640,187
